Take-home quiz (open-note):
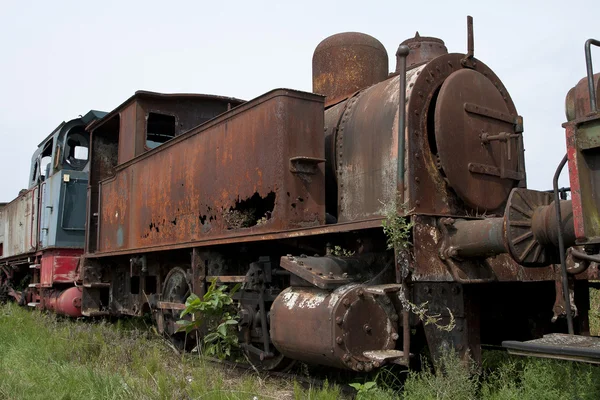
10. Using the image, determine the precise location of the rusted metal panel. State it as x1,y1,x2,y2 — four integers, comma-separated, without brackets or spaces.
333,68,422,222
434,69,521,211
94,89,324,254
405,54,522,217
565,113,600,245
85,218,383,258
0,188,38,259
118,103,137,164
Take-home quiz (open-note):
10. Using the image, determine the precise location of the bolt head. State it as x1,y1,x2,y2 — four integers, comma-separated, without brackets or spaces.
343,298,350,307
391,333,399,340
363,324,371,333
335,317,343,325
336,336,343,345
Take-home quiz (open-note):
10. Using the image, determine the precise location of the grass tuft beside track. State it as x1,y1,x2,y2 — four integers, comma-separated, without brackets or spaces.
0,303,340,400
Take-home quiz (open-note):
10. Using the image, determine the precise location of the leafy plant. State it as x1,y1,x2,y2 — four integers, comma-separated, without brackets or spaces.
349,381,377,397
177,279,241,359
380,196,414,250
331,245,355,257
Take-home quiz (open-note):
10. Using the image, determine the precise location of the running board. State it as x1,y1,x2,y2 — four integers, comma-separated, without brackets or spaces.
503,333,600,364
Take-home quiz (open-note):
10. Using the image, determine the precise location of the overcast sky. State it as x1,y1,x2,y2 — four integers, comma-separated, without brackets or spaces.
0,0,597,202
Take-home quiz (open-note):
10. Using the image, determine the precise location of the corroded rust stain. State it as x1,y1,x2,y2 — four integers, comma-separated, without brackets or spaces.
96,90,325,254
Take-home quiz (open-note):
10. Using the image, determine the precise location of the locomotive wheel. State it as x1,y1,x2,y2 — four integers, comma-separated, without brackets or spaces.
159,267,197,351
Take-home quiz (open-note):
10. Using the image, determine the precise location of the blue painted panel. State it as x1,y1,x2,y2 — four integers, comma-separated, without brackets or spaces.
39,170,88,249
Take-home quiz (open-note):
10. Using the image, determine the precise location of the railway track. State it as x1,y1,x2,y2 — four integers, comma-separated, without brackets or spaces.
202,356,359,398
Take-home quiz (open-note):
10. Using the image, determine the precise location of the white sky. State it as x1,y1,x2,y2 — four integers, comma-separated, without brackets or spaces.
0,0,598,202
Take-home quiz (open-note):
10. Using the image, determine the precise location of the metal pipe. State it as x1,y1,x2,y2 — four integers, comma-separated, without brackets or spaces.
466,15,474,59
585,39,600,112
394,45,410,365
396,44,410,203
447,218,506,258
258,286,271,355
567,249,592,275
571,248,600,264
402,306,410,365
553,154,574,335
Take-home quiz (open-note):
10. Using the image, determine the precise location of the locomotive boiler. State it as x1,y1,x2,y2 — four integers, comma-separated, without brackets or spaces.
2,17,600,371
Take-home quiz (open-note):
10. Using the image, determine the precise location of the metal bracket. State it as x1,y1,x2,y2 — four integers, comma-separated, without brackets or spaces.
279,254,360,289
289,156,325,175
468,162,524,181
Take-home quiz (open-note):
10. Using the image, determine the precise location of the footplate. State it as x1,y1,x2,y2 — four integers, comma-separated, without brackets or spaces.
363,350,410,366
503,334,600,364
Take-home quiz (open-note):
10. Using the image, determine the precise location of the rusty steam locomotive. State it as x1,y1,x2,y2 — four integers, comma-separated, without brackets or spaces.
2,18,600,371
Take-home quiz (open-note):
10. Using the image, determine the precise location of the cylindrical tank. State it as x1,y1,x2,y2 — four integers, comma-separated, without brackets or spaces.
312,32,389,104
395,33,448,72
270,284,398,371
42,287,83,317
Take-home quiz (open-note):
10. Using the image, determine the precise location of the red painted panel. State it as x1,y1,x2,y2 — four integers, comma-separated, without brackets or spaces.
40,249,83,287
566,124,585,240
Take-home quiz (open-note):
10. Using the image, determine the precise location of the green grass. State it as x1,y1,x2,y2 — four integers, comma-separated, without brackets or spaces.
590,287,600,336
0,303,341,400
2,302,600,399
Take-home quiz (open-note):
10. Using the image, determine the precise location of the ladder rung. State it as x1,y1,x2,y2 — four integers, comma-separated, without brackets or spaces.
28,283,40,288
29,264,40,269
83,282,110,288
27,302,39,307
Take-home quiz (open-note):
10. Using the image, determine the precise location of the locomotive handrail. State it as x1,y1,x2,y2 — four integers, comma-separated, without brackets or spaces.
585,39,600,112
553,154,574,335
